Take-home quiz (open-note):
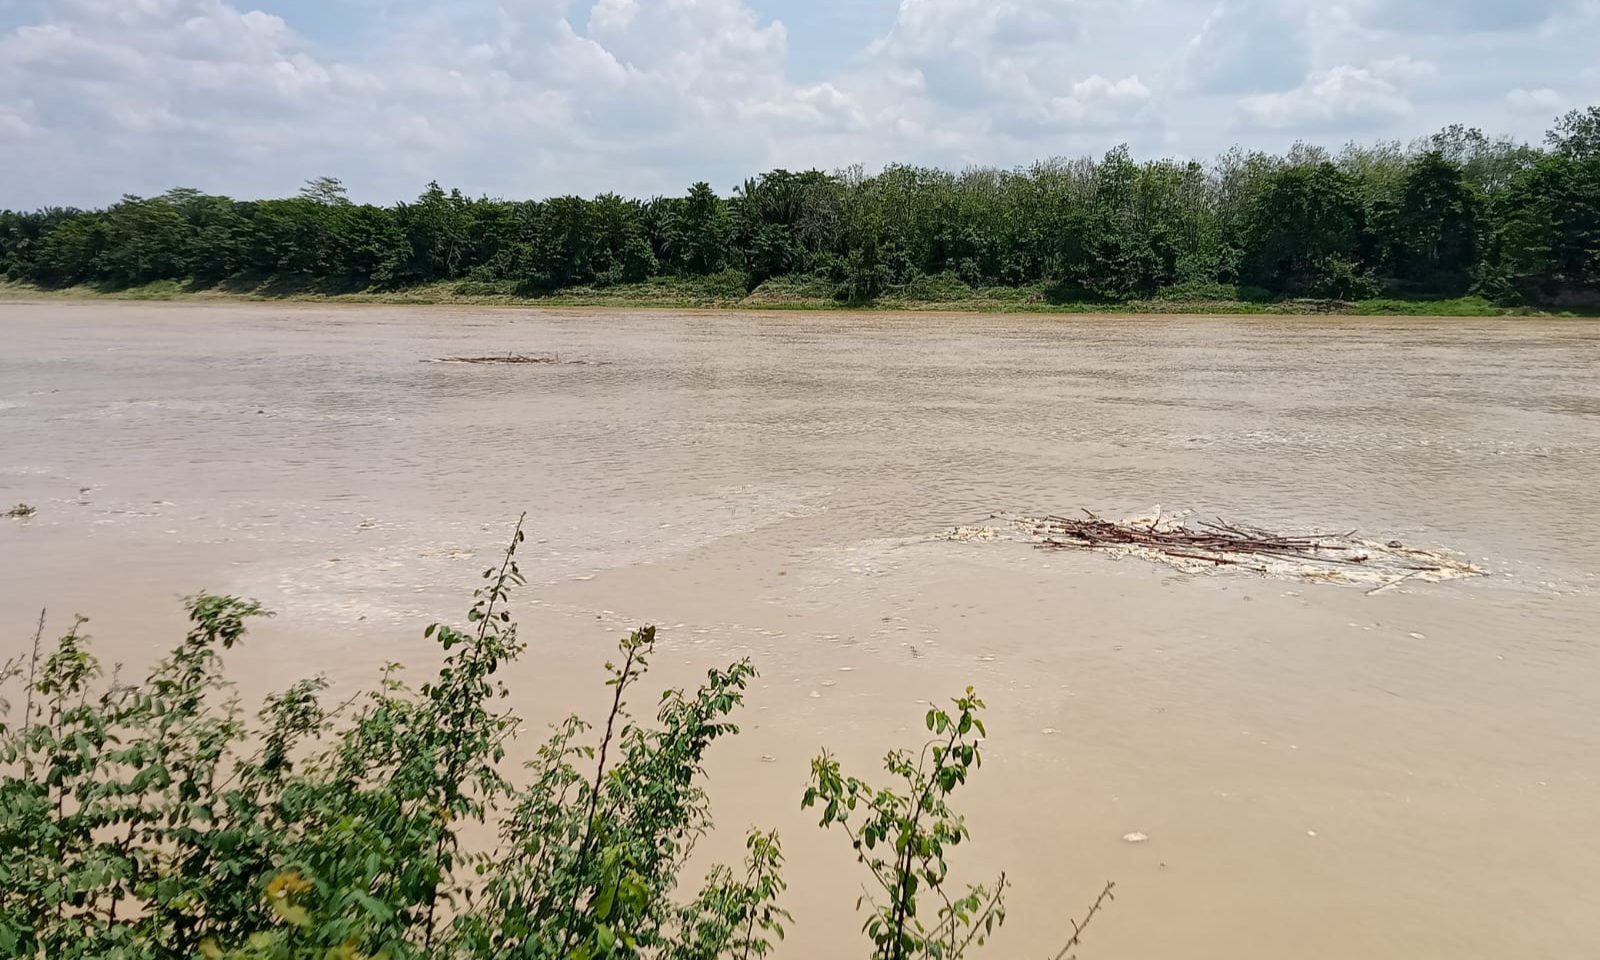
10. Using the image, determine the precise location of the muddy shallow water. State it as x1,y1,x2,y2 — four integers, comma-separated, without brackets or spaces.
2,301,1598,958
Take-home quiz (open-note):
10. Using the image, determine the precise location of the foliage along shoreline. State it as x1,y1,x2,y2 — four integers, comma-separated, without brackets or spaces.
0,279,1581,319
3,109,1599,316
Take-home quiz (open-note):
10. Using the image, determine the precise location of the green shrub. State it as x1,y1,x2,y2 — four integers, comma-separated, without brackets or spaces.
1354,296,1504,316
453,279,518,297
805,689,1004,959
1305,256,1382,300
0,519,1111,960
1150,281,1240,302
898,271,976,303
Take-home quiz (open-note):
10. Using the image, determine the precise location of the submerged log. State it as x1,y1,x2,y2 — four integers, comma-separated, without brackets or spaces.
429,354,557,364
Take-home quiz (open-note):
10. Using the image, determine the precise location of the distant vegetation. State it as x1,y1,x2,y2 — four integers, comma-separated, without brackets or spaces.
3,108,1599,312
0,520,1112,960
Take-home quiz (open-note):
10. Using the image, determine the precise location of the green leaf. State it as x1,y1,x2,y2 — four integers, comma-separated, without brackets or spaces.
350,890,394,922
272,901,312,929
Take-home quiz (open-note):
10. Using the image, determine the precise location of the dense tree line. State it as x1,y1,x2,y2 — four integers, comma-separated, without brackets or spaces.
4,109,1598,307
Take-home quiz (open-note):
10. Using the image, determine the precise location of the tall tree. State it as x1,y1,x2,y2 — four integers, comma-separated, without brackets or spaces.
97,195,188,286
1239,163,1373,298
1484,152,1600,305
1417,125,1539,194
661,182,733,277
1547,107,1600,160
299,176,352,206
1375,152,1481,295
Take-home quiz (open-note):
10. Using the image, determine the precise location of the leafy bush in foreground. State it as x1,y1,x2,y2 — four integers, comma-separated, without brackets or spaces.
0,519,1111,959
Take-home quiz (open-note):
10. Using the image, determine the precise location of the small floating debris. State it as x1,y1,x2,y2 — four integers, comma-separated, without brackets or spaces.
943,508,1482,588
4,503,37,519
1122,832,1150,844
944,525,1002,542
424,353,604,365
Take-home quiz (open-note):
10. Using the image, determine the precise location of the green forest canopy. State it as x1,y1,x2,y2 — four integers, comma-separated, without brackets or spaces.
3,108,1599,308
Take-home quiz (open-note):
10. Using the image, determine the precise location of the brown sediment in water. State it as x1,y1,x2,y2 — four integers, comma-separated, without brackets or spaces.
1,301,1597,960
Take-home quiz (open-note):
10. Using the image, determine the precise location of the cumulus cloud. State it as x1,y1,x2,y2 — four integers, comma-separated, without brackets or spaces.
1236,56,1436,130
846,0,1160,150
1047,75,1154,124
0,0,405,200
0,0,1595,206
0,0,875,202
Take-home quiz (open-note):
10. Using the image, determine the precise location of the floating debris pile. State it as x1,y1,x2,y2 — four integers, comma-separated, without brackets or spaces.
943,509,1483,588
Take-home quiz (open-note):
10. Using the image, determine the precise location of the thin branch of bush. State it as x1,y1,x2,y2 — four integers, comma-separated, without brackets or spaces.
0,517,1114,959
1051,881,1116,960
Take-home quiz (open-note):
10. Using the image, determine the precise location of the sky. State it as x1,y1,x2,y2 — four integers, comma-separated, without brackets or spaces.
1,0,1597,207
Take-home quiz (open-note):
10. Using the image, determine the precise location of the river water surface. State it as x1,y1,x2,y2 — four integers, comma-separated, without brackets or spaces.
2,301,1597,958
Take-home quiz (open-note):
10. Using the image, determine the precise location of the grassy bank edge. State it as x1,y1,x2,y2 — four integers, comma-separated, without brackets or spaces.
3,279,1593,318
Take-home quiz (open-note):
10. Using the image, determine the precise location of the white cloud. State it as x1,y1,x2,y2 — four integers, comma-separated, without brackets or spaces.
0,0,1596,207
1237,57,1436,130
0,99,35,139
1182,0,1310,95
1048,75,1154,124
0,0,399,201
588,0,640,32
0,0,874,201
831,0,1165,160
1505,87,1561,113
1349,0,1581,34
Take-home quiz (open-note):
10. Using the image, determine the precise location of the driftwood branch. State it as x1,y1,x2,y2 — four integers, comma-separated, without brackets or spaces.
1034,514,1377,568
948,509,1483,585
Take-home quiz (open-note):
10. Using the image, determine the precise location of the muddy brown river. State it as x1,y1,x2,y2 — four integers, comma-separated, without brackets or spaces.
2,301,1597,958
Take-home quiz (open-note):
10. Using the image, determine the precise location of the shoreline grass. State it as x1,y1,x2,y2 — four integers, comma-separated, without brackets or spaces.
2,279,1592,318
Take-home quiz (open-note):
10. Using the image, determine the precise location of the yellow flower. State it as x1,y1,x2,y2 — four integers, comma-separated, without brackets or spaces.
265,871,314,900
323,937,363,960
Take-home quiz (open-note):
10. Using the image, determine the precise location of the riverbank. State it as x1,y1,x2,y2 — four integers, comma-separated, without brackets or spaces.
2,278,1584,317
